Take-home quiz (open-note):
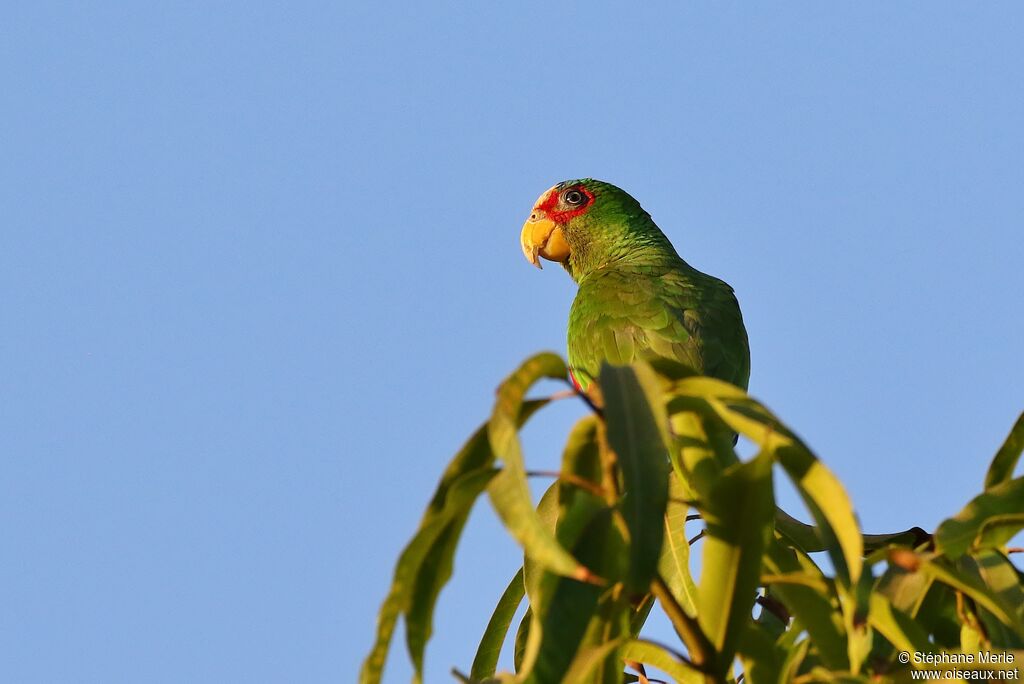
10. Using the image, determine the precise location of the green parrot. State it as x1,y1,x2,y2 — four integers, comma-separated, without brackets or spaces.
520,178,750,393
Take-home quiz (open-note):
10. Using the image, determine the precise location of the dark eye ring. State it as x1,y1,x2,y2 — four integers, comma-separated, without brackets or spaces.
563,189,585,206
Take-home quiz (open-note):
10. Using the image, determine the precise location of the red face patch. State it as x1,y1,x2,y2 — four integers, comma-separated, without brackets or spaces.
536,184,595,224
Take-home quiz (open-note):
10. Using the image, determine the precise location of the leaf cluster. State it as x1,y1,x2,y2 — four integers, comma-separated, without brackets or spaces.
362,353,1024,683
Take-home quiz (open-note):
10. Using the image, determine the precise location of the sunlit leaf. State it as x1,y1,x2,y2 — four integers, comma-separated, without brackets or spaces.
917,552,1024,633
875,564,933,617
668,377,863,589
487,353,590,581
600,362,671,593
737,620,788,684
957,551,1024,649
360,400,548,684
658,472,699,616
698,449,775,675
561,637,626,684
985,412,1024,489
763,538,849,670
558,415,602,509
620,639,703,684
517,508,618,683
470,568,525,680
935,477,1024,559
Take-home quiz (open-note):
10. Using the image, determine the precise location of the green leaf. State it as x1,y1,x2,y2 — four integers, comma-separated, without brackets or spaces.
362,466,498,684
973,550,1024,624
959,551,1024,648
470,568,525,680
763,538,849,670
875,564,933,617
564,589,632,684
518,508,616,683
561,637,626,684
985,412,1024,490
658,472,699,617
934,477,1024,559
523,484,561,607
917,552,1024,633
866,593,933,660
780,638,811,682
620,639,703,684
737,620,789,684
558,415,602,509
487,353,592,582
668,377,863,589
698,449,775,675
406,495,486,676
513,608,532,673
360,399,547,684
774,443,862,590
519,482,625,682
600,362,671,593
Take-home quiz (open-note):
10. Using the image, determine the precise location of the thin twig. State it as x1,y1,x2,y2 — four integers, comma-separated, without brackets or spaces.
561,377,604,417
688,530,705,546
650,574,717,674
756,593,791,624
547,389,577,401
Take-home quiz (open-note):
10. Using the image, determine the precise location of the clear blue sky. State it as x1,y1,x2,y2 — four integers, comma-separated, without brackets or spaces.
3,3,1023,682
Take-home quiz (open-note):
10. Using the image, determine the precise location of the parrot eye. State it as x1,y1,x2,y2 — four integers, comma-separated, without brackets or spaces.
563,189,586,206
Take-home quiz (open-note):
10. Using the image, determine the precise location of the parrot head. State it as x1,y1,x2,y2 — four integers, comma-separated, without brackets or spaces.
520,179,675,280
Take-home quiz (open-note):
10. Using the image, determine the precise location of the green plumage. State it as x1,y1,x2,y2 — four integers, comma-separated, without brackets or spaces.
549,179,750,391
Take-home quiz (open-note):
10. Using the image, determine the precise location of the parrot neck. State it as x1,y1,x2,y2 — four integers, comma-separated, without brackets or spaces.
562,212,684,283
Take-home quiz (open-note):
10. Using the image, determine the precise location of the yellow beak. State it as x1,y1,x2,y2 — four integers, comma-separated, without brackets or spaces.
520,215,571,269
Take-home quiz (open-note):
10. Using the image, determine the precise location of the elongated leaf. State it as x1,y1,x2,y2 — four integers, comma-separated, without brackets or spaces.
360,399,547,684
363,465,498,684
488,353,590,581
780,638,811,682
658,472,699,616
774,443,862,589
470,568,526,680
620,639,703,684
985,412,1024,489
600,362,671,592
513,608,531,673
959,551,1024,648
738,620,788,684
566,589,632,684
698,449,775,674
866,593,932,662
668,377,863,589
520,481,606,679
523,484,561,607
974,550,1024,622
562,637,627,684
518,509,616,683
875,565,933,617
935,477,1024,559
668,408,736,505
763,538,849,670
917,552,1024,633
558,415,602,509
407,491,488,675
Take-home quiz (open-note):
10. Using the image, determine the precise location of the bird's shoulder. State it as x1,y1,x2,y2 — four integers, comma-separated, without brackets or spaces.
568,262,749,387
